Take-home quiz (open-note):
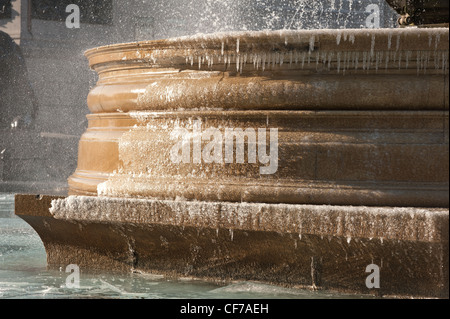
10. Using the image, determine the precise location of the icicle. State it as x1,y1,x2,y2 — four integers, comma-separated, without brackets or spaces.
236,38,240,54
336,32,342,45
328,51,334,71
435,33,441,50
347,51,352,71
388,32,392,50
337,52,341,73
434,50,440,70
342,51,348,74
229,229,234,241
349,34,355,44
236,54,240,72
424,51,430,74
321,51,327,65
221,41,224,56
375,51,382,72
370,34,376,58
262,53,266,71
362,51,367,70
347,237,351,244
405,50,412,69
417,51,421,74
354,51,359,70
301,51,306,69
240,54,245,74
309,35,315,52
385,51,390,70
346,51,351,72
442,51,448,72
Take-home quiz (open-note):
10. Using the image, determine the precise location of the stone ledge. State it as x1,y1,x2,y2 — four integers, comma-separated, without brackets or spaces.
14,194,449,298
48,195,448,243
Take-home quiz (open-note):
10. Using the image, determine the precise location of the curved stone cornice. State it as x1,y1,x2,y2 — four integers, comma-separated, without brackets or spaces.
85,29,449,113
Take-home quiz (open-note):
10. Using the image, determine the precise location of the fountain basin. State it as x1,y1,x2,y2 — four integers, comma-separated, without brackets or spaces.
15,28,449,298
69,29,449,207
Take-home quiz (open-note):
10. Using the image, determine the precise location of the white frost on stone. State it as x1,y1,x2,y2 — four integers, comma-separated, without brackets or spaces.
49,196,448,243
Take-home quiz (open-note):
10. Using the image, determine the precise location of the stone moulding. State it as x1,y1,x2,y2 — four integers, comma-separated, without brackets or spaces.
84,29,449,113
69,109,449,207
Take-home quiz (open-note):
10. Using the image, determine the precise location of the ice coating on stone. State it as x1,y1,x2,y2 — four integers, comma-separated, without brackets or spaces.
179,28,447,74
92,28,449,75
49,196,448,243
81,28,450,208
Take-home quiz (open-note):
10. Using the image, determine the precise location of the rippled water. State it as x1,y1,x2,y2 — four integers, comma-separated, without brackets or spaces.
0,193,374,300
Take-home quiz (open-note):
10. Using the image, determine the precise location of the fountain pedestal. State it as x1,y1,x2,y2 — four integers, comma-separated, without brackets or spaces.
16,29,449,298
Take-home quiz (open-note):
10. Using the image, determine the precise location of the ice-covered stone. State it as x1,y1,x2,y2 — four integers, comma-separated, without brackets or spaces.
50,196,448,243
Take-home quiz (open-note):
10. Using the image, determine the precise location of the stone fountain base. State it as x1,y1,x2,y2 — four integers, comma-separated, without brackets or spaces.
15,194,448,298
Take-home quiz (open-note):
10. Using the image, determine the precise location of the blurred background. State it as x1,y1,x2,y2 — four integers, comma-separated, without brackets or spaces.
0,0,398,195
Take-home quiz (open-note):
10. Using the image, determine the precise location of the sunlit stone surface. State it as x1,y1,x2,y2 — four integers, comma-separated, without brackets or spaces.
69,29,448,207
16,28,449,298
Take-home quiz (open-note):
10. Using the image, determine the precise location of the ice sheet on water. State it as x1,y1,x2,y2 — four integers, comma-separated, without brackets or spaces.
208,281,375,299
209,281,304,296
